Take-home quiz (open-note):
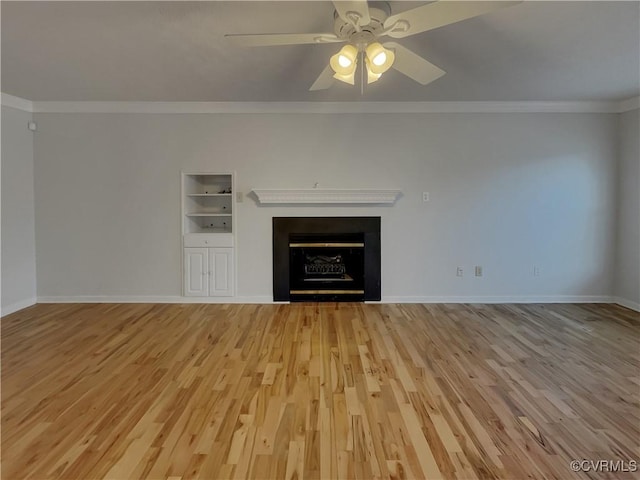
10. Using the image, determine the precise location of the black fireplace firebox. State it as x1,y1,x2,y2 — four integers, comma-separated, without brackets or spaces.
273,217,381,302
289,233,365,301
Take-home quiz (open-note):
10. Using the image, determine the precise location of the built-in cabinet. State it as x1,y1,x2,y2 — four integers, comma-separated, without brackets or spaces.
183,247,234,297
182,173,235,297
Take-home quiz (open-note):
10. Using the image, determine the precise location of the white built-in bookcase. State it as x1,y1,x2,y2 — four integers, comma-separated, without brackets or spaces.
181,173,235,297
182,173,233,234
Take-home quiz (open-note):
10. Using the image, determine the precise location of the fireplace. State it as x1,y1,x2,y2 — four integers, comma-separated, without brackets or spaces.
273,217,381,302
289,233,365,301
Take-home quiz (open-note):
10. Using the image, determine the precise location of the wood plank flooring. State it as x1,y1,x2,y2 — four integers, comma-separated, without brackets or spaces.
1,302,639,479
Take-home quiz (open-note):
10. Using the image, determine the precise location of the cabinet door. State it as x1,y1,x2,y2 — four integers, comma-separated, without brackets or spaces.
184,248,209,296
209,248,234,297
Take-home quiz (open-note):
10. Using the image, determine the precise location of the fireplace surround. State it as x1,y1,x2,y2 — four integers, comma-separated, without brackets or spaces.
273,217,381,302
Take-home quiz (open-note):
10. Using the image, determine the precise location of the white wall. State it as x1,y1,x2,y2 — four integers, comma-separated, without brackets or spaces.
615,108,640,309
1,105,37,314
33,112,618,302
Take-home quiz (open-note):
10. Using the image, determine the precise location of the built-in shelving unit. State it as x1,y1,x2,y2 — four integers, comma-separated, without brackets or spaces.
183,174,233,234
182,173,235,297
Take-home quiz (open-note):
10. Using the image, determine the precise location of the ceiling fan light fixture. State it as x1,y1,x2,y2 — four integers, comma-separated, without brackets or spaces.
333,70,356,85
365,42,394,74
338,55,353,68
365,60,382,84
227,0,521,92
330,44,358,75
372,51,386,66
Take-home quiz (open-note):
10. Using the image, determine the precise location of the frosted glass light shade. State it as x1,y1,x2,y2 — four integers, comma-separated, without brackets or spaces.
338,55,352,68
365,43,394,75
333,70,356,85
372,51,386,66
330,45,358,76
366,61,382,84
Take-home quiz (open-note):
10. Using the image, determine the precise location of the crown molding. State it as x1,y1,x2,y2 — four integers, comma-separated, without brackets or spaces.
617,96,640,113
29,100,621,114
1,93,34,112
252,188,402,204
2,92,637,114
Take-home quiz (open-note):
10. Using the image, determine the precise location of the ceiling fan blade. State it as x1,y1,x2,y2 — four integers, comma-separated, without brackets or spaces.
333,1,371,27
225,33,343,47
309,65,336,91
384,1,521,39
384,42,445,85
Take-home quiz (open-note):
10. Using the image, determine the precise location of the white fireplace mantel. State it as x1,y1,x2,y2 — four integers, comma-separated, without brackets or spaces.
251,189,402,205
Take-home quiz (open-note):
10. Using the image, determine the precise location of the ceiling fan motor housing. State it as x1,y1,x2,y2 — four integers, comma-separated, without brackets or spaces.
333,6,390,49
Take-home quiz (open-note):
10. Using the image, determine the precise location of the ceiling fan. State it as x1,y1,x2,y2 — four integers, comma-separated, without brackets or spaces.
225,1,520,91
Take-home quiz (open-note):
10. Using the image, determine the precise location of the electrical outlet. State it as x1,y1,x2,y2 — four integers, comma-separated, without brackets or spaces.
422,192,429,202
456,267,463,277
475,266,483,277
236,191,244,203
533,266,540,277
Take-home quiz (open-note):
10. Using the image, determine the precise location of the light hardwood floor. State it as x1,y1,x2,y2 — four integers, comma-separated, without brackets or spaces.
1,302,638,479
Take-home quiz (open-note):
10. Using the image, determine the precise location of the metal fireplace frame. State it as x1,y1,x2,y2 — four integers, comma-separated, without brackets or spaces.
273,217,381,302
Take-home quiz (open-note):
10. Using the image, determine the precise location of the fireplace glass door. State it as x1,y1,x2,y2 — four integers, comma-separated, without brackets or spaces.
289,233,365,301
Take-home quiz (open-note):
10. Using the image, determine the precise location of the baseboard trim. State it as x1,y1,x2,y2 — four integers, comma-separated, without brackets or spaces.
379,295,614,304
1,297,37,317
36,294,617,306
613,297,640,312
36,295,274,304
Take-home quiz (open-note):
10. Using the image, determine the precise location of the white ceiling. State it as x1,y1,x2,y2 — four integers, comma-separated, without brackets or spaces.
2,1,639,102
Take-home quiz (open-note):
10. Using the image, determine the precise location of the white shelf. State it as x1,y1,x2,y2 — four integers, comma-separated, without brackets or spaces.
186,193,232,197
252,189,402,205
187,227,233,234
183,173,234,235
185,213,232,217
184,232,234,245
